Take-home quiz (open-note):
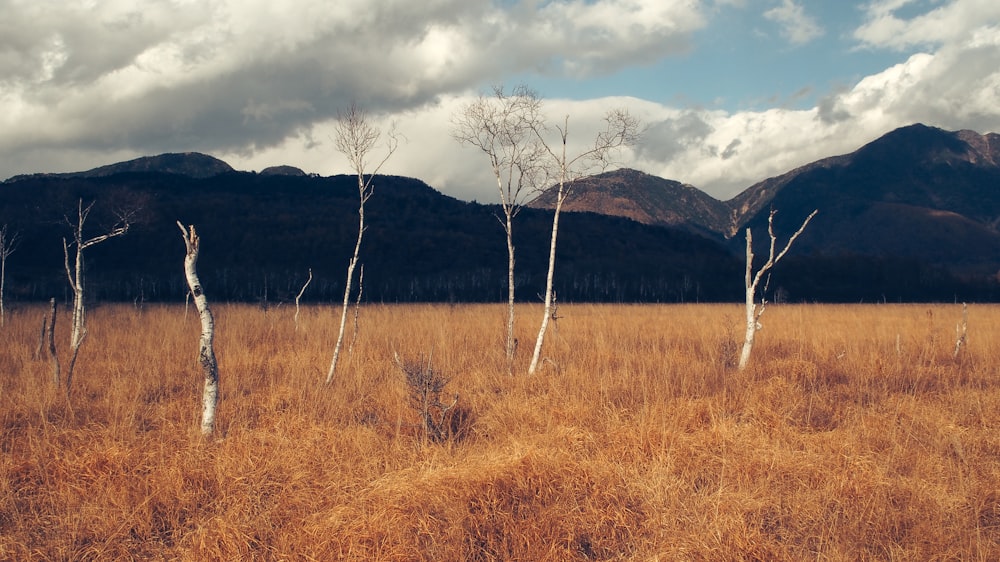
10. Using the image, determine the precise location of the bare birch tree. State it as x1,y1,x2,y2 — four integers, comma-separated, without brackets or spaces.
177,222,220,436
62,199,132,391
526,108,641,375
326,104,397,385
453,85,547,373
0,225,20,327
738,209,817,371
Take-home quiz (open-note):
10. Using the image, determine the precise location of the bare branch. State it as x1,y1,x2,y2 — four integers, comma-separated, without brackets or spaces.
0,225,20,260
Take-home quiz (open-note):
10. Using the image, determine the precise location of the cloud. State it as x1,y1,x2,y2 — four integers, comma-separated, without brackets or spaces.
855,0,1000,50
2,0,999,210
0,0,708,182
763,0,824,45
630,19,1000,200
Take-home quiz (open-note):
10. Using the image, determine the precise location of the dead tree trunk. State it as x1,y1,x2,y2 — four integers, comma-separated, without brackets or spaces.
62,199,130,392
327,179,366,384
527,184,564,375
294,268,312,333
47,298,60,386
349,264,364,355
0,225,19,327
738,209,817,371
503,213,517,370
177,222,220,436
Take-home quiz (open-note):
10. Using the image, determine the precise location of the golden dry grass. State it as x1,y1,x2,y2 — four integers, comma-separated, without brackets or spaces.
1,302,999,560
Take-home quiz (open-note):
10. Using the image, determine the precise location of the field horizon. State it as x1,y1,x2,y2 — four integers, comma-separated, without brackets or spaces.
1,302,999,560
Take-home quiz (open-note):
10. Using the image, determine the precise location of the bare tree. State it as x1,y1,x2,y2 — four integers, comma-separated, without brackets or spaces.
62,199,131,391
453,85,548,373
738,209,817,370
0,225,20,327
177,223,220,436
326,104,398,385
526,108,641,375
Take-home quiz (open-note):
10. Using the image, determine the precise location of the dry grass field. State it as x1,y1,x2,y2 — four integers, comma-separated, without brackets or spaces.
1,302,999,560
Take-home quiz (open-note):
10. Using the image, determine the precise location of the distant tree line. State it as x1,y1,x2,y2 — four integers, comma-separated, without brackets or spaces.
0,171,996,306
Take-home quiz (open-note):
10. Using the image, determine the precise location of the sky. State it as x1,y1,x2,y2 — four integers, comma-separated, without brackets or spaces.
2,0,999,202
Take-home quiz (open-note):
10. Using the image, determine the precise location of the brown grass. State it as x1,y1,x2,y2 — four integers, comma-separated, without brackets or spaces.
1,302,999,560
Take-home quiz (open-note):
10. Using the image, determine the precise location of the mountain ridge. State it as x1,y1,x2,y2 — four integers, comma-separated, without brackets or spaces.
1,122,998,302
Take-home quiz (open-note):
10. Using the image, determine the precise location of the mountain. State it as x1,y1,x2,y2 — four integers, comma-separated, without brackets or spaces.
735,124,1000,277
2,123,998,303
0,169,739,304
260,165,307,176
527,168,730,236
4,152,234,182
528,124,1000,287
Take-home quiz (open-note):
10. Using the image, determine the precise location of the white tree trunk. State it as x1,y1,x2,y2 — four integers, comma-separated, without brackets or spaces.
178,222,220,436
528,187,564,375
61,199,130,391
737,209,817,371
0,225,18,327
738,228,757,371
294,268,312,333
63,238,86,390
738,288,758,371
326,188,365,385
504,214,517,374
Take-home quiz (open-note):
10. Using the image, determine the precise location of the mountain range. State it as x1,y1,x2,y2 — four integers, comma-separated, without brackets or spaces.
529,123,1000,278
1,123,998,303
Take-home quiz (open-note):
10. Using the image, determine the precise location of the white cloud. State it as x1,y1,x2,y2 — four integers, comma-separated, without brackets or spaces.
632,24,1000,200
0,0,707,181
856,0,1000,50
764,0,824,45
2,0,1000,211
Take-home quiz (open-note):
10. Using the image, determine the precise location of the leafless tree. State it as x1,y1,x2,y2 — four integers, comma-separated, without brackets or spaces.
0,224,20,327
62,199,132,391
526,108,641,375
177,222,220,436
326,104,398,385
453,85,548,373
738,209,817,370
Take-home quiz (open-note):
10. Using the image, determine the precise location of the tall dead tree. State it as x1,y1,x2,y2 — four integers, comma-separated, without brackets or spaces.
738,209,817,371
63,199,131,391
177,222,220,436
527,108,640,375
326,104,397,385
0,224,20,327
453,85,547,373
